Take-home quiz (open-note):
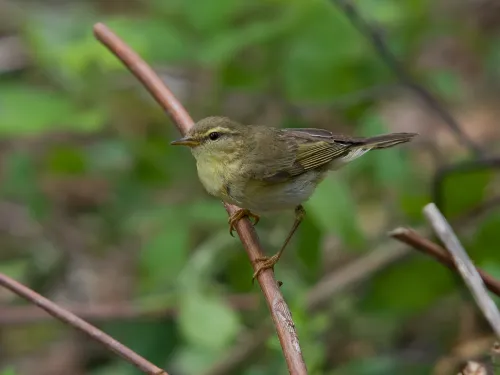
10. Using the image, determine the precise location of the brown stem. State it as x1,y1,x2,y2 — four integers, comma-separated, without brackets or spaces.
93,23,308,375
0,273,167,375
203,237,412,375
202,199,499,375
389,227,500,297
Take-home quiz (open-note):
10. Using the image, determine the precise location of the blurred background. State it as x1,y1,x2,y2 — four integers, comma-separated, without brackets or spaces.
1,0,500,374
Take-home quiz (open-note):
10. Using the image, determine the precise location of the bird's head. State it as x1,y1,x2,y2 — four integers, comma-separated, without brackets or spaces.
171,116,247,160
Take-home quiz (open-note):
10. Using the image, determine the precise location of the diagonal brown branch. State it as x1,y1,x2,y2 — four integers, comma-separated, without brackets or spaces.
203,197,500,375
203,237,411,375
92,23,308,375
389,227,500,297
0,273,167,375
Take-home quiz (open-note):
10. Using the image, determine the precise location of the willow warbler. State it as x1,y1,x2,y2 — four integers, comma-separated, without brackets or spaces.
171,116,417,279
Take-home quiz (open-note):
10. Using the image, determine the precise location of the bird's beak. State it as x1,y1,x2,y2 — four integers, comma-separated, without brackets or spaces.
170,136,200,147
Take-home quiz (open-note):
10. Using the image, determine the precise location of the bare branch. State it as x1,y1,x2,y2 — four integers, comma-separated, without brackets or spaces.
203,239,411,375
389,227,500,297
205,197,500,375
332,0,484,157
93,23,308,375
0,273,167,375
423,203,500,338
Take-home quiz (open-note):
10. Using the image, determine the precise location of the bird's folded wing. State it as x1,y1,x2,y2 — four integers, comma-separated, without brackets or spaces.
256,128,350,183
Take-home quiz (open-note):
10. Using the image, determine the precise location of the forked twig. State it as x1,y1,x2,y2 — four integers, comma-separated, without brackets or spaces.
0,273,167,375
93,23,307,374
423,203,500,338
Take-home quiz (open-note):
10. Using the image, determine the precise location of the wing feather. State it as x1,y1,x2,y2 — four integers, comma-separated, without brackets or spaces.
254,129,350,182
244,126,414,184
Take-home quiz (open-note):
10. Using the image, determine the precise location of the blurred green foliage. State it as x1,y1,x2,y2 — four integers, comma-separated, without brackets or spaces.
0,0,499,374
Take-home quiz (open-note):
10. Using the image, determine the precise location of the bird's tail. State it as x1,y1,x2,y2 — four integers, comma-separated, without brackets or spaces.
359,132,418,149
333,132,417,165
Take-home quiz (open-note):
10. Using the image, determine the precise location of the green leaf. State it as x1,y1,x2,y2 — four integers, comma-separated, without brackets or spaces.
297,214,322,276
177,231,235,290
426,69,463,101
399,193,430,222
358,0,405,25
104,18,190,63
0,84,105,135
468,212,500,264
86,140,131,173
185,200,227,226
200,18,289,65
100,319,178,374
179,0,252,33
306,175,365,249
45,146,87,175
330,355,431,375
0,367,17,375
179,292,241,349
139,213,189,291
440,167,492,217
283,1,376,101
364,256,456,315
173,346,221,375
0,260,29,281
2,151,48,218
90,363,130,375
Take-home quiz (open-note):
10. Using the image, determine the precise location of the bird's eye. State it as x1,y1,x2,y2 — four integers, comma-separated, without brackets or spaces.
208,132,220,141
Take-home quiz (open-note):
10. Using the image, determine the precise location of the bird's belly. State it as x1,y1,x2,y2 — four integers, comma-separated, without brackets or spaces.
237,171,324,213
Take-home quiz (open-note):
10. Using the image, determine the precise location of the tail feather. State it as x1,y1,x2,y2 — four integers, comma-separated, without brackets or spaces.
360,132,418,149
335,132,417,165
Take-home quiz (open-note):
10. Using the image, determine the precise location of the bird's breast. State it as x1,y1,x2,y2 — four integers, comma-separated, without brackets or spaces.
196,156,242,202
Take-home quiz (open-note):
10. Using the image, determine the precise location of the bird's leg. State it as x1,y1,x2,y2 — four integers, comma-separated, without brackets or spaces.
252,205,305,281
228,208,260,237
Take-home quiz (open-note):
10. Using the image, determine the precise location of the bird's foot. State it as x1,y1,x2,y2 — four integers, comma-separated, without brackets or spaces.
251,205,305,283
228,209,260,237
252,253,281,281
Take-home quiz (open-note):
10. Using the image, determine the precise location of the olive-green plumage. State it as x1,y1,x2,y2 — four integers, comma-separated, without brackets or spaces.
172,116,417,212
171,116,417,278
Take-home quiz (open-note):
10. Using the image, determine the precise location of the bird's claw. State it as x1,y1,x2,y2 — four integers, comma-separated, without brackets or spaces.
252,254,280,282
228,209,260,237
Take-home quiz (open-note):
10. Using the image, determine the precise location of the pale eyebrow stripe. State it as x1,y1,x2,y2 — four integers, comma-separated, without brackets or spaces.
200,127,240,138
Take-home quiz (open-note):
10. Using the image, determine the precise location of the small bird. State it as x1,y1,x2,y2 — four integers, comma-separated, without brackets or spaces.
171,116,417,279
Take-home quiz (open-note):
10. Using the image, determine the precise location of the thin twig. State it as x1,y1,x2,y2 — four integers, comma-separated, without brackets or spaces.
205,195,500,375
0,273,167,375
93,23,308,375
203,239,411,375
423,203,500,338
332,0,484,157
389,227,500,297
0,294,258,325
